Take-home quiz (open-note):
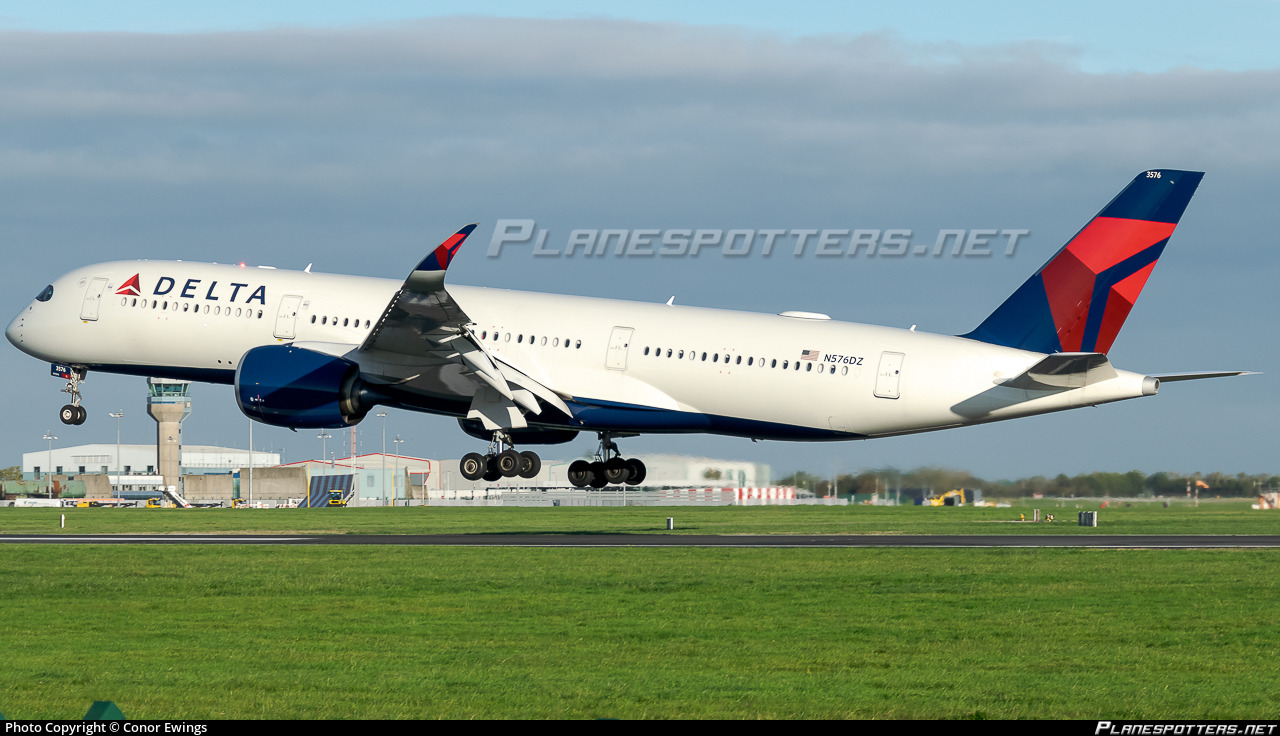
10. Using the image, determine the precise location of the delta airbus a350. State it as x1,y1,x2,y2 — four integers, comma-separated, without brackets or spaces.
6,170,1246,487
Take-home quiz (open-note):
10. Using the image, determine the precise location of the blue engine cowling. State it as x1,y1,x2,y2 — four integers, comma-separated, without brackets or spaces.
236,345,372,429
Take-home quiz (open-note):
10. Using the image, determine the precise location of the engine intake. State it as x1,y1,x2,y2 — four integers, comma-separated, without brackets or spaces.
236,345,371,429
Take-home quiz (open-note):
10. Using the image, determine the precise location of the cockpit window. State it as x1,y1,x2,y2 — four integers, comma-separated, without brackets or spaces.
36,285,53,302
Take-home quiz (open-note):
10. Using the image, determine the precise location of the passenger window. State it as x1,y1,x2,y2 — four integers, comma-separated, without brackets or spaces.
644,347,650,355
736,356,742,365
782,360,788,369
666,349,672,358
806,363,812,372
553,338,560,347
311,315,317,323
712,354,718,363
575,340,582,349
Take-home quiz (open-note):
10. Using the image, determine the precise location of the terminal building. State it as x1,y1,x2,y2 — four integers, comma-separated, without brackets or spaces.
19,443,280,498
16,442,782,507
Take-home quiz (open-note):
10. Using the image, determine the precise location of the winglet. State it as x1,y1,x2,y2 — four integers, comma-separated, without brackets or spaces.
414,224,478,274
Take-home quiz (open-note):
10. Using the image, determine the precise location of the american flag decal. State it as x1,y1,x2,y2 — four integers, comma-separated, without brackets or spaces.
800,349,820,361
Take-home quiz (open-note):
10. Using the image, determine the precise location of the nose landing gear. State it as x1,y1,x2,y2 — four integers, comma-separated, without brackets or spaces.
567,433,646,488
55,366,87,425
459,431,542,482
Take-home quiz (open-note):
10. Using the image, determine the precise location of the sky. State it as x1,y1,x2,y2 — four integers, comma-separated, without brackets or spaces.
1,3,1276,481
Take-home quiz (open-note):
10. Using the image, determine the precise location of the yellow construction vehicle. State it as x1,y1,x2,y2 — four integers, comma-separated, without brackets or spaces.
145,498,162,509
927,489,967,506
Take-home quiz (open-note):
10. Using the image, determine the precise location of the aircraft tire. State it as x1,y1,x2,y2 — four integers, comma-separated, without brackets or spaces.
518,451,541,479
482,455,503,482
588,461,608,488
59,405,78,425
496,449,522,478
459,453,487,481
567,460,592,487
624,458,646,485
603,457,629,485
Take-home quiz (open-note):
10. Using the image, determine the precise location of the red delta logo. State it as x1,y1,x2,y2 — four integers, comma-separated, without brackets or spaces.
116,274,142,296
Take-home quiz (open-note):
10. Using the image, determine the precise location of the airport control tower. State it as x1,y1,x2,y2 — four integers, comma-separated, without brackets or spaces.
147,378,191,492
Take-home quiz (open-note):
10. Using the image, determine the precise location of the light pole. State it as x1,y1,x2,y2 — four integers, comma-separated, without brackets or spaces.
393,434,404,507
376,411,387,506
317,430,331,466
43,431,57,498
247,417,254,506
109,411,124,499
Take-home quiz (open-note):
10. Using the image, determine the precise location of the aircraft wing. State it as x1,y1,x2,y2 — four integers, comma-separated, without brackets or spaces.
353,225,568,430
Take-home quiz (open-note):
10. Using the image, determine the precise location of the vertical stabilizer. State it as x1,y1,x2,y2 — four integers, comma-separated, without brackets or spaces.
962,169,1203,354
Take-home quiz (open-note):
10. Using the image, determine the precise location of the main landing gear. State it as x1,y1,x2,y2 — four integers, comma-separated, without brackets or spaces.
57,367,87,426
458,431,542,482
567,433,646,488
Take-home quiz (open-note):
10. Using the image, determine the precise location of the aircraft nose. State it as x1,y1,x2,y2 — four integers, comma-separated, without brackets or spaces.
5,311,21,348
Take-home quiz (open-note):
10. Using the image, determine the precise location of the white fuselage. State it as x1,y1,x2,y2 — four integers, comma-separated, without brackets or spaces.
6,260,1156,441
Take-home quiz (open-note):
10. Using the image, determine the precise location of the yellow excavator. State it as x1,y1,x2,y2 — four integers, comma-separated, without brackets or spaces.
927,489,967,506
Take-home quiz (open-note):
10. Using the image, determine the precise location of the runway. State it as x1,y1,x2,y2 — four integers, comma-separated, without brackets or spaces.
2,533,1279,548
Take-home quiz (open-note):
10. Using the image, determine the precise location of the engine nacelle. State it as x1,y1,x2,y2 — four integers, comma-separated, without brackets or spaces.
236,345,371,429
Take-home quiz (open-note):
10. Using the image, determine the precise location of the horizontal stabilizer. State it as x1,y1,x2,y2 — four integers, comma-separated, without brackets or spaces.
1149,370,1257,383
1000,352,1116,390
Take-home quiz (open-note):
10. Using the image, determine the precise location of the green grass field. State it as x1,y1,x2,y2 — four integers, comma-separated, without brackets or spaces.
2,497,1276,536
0,502,1276,719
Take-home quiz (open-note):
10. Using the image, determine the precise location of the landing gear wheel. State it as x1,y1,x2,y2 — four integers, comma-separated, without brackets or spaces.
588,461,608,488
75,406,87,425
624,458,646,485
60,405,79,425
603,457,630,485
518,451,541,479
459,453,487,481
496,449,522,478
567,460,593,488
482,455,503,482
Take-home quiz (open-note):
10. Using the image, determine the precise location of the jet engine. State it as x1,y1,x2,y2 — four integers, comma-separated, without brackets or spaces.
236,345,374,429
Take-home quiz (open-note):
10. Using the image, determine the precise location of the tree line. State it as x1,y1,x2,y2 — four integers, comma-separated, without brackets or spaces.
776,467,1280,499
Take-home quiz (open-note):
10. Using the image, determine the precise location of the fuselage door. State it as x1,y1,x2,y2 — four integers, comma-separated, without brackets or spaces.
605,326,634,370
79,277,108,321
274,294,304,339
874,351,905,399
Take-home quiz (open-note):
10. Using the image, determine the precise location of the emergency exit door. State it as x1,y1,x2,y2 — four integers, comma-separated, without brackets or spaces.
874,352,905,399
606,327,634,370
